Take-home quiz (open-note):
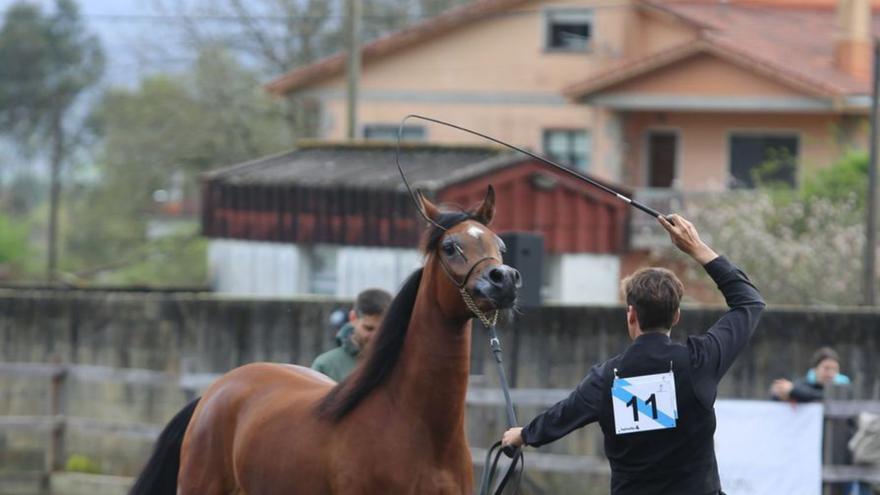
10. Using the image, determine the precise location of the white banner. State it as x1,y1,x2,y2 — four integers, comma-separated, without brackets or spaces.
715,400,823,495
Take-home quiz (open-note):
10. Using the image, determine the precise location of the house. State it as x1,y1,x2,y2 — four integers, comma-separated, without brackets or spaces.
201,142,629,302
267,0,875,202
219,0,877,302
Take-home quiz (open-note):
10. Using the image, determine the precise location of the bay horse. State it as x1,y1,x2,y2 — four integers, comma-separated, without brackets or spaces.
130,186,520,494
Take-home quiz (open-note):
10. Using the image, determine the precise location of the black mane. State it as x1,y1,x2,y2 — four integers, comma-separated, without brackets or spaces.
316,211,479,421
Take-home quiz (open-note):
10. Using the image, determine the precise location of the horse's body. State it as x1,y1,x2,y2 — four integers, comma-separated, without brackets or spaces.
130,187,519,495
179,271,475,494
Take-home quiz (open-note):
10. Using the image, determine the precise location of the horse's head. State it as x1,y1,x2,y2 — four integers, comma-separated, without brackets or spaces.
418,186,521,321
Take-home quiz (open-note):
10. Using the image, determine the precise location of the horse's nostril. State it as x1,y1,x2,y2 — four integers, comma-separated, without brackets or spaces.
489,268,504,284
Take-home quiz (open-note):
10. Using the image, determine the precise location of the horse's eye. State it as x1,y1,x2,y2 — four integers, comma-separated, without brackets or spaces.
442,242,456,256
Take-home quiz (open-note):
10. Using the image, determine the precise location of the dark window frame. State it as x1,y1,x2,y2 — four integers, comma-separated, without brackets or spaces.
544,8,594,53
728,132,799,189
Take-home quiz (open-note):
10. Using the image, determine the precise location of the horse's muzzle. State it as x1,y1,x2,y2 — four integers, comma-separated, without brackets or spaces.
476,264,520,309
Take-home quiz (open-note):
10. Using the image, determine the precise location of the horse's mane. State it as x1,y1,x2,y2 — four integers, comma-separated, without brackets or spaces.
317,210,476,421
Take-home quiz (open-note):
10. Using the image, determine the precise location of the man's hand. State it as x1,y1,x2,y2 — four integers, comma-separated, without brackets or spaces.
770,379,794,401
501,427,524,449
658,214,718,265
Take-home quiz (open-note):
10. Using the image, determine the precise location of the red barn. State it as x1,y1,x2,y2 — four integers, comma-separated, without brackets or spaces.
201,142,630,302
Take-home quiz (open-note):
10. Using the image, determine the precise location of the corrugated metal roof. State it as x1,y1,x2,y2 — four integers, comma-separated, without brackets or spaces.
204,142,512,191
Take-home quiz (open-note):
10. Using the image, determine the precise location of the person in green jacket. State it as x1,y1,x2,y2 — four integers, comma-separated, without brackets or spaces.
311,288,392,382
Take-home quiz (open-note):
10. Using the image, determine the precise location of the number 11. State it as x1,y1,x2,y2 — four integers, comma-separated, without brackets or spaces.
626,394,658,422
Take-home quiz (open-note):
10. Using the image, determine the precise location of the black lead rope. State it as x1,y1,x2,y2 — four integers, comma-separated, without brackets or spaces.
477,322,525,495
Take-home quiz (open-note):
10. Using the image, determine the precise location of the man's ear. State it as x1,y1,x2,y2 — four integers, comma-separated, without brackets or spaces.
627,305,637,326
671,308,681,327
349,309,358,323
473,185,495,226
417,189,441,223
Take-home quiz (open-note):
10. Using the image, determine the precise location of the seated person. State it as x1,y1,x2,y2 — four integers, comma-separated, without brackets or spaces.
311,288,392,382
771,346,851,403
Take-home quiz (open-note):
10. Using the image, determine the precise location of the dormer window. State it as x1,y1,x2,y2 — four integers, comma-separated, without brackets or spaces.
545,9,593,52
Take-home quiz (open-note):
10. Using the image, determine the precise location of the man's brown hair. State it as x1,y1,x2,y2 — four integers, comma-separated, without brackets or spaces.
355,288,392,317
621,267,684,330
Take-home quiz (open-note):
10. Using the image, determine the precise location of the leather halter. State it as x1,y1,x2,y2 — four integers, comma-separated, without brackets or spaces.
433,237,502,327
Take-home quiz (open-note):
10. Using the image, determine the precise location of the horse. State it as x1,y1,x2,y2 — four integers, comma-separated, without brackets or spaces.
129,185,521,495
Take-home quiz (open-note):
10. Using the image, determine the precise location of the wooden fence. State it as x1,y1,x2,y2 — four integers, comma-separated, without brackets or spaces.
1,362,879,495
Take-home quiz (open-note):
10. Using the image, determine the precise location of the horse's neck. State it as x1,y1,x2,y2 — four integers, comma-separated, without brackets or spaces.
387,262,472,439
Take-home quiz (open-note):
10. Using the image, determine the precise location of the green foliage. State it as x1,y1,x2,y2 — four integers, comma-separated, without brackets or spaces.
751,147,797,190
62,47,289,286
0,0,104,146
109,230,208,287
664,150,875,306
1,172,46,216
801,151,868,208
91,47,289,188
0,213,34,276
65,454,101,474
0,0,105,280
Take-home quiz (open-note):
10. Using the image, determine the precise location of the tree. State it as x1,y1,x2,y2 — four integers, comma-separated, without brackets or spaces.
658,153,873,306
149,0,470,139
0,213,35,279
63,47,289,286
0,0,104,280
801,151,867,209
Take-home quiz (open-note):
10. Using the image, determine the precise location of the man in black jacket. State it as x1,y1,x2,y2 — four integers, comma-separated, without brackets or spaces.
501,214,766,495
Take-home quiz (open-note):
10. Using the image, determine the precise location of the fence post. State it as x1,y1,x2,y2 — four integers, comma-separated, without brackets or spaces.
823,383,854,495
46,359,67,473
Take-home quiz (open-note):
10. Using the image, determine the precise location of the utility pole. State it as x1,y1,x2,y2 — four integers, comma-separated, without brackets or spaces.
345,0,361,140
865,38,879,305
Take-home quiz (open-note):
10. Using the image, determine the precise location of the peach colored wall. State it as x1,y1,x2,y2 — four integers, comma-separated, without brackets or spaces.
731,0,880,6
305,0,700,184
322,98,608,169
299,0,863,190
318,0,670,94
622,112,859,190
610,54,808,97
626,10,697,59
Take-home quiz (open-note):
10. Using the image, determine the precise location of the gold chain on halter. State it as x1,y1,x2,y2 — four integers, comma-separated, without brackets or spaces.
460,287,499,327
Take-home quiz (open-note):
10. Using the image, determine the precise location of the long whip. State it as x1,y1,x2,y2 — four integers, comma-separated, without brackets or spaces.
395,114,664,218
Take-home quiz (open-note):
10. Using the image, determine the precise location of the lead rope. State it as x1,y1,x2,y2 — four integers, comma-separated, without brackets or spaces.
462,289,524,495
479,323,524,495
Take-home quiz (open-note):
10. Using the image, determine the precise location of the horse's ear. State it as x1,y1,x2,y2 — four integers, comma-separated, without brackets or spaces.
417,189,441,223
474,185,495,226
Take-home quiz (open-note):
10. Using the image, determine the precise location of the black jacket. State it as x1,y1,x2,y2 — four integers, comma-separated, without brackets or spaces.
521,256,765,495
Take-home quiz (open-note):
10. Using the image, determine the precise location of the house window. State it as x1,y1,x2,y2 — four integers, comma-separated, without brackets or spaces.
729,134,798,188
543,129,591,171
545,9,593,51
363,124,425,141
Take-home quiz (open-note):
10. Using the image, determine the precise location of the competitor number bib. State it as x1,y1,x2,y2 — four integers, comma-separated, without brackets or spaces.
612,370,678,435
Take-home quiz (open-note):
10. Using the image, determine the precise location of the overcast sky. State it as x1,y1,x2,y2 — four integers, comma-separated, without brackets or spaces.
0,0,200,87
